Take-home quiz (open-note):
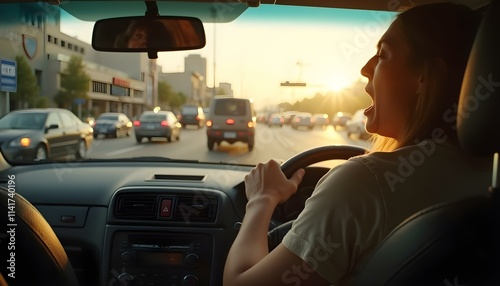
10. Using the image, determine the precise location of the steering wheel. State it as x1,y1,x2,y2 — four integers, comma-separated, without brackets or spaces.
267,144,368,251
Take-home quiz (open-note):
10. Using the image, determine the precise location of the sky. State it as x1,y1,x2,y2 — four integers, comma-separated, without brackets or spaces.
60,5,396,110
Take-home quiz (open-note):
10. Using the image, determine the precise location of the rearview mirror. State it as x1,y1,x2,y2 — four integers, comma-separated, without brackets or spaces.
92,16,206,52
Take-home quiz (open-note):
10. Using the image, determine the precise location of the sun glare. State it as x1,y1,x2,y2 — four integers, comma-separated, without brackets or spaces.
327,77,352,92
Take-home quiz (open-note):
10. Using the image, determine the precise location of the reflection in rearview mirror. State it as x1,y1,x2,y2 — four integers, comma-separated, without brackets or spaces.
92,16,206,52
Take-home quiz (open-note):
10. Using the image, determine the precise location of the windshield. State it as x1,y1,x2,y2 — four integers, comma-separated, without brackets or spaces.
181,106,199,115
0,112,46,130
0,2,396,165
97,115,119,121
140,113,166,121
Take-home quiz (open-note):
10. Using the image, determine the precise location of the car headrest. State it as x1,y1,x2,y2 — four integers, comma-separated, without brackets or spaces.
457,0,500,155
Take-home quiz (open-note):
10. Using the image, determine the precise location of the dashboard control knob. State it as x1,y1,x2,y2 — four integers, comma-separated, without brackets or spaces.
120,251,135,265
117,273,134,285
185,253,199,266
182,275,199,286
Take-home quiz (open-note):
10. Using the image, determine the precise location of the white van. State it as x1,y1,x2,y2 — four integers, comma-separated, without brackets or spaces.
206,97,256,151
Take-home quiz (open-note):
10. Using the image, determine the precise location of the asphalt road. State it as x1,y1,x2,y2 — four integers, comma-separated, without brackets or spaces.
87,124,371,167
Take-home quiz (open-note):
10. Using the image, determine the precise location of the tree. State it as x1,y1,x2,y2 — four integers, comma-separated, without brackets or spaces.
11,55,38,109
158,81,187,110
158,81,174,104
170,92,187,110
54,55,90,109
283,77,371,118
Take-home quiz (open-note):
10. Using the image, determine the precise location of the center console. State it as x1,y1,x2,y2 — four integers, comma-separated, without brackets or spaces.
106,231,213,286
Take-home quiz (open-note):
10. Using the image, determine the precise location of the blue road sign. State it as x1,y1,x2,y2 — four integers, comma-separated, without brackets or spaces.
73,98,86,105
0,59,17,92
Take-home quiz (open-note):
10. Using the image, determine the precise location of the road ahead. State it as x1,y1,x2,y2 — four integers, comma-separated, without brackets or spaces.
87,124,371,167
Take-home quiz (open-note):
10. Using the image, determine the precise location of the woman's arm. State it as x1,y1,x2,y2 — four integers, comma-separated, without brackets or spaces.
223,160,329,286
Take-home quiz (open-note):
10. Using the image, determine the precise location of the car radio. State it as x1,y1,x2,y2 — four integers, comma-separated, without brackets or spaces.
107,232,213,286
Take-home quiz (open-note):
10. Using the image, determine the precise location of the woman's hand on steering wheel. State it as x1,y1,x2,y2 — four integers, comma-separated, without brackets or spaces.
244,159,305,206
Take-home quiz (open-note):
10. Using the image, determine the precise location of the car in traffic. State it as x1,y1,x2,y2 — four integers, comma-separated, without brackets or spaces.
92,112,132,138
133,110,181,143
0,1,497,286
291,112,314,130
206,97,256,151
312,113,329,128
282,110,298,125
267,113,284,127
345,109,370,140
331,111,352,130
0,108,93,162
178,104,206,129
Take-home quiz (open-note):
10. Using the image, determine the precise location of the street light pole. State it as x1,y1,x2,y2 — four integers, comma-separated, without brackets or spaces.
212,13,216,98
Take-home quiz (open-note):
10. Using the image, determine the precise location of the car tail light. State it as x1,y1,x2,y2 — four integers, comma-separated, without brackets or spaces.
247,121,254,128
161,120,169,126
133,120,141,126
206,120,213,127
226,118,235,125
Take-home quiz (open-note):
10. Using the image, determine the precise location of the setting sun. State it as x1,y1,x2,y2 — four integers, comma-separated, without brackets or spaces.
326,75,353,92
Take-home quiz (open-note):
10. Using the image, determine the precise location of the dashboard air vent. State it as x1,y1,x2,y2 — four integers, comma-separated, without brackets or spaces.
115,195,157,219
173,196,218,222
151,174,205,181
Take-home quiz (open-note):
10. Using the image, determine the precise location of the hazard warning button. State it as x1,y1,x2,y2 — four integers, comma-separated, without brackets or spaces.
160,199,173,217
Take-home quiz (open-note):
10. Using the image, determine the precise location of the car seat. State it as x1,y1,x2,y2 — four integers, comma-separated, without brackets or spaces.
355,0,500,285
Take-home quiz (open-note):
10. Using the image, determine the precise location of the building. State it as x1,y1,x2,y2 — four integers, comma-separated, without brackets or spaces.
0,2,158,118
159,54,236,108
159,54,207,107
206,82,234,99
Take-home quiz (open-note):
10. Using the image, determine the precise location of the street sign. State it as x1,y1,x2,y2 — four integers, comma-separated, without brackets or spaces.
73,98,86,105
0,59,17,92
280,81,306,87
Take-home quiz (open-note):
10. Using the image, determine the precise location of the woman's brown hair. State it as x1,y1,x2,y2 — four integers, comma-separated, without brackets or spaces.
372,3,481,152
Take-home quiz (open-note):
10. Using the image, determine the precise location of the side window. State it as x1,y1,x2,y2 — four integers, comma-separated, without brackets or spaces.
59,111,77,127
46,112,62,129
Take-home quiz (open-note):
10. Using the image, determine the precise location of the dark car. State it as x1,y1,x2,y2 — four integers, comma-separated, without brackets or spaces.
179,105,206,128
133,110,181,143
0,108,93,162
93,112,132,138
206,97,256,151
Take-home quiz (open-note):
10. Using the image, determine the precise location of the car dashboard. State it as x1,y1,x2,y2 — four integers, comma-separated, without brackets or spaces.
0,160,328,286
0,160,253,286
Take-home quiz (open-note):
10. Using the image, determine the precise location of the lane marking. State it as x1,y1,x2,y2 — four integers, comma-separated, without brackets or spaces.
106,145,144,156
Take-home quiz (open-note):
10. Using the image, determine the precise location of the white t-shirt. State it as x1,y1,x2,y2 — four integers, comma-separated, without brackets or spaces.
282,140,492,285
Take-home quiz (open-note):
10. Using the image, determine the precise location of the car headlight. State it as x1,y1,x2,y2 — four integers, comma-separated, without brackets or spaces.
9,137,32,147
